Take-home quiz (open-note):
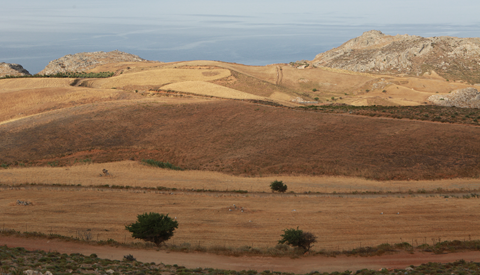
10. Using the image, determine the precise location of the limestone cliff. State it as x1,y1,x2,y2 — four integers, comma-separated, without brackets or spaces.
312,30,480,84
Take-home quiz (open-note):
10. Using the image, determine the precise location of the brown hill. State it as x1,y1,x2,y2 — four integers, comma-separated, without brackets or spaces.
312,30,480,84
37,50,146,75
0,62,31,77
1,98,479,180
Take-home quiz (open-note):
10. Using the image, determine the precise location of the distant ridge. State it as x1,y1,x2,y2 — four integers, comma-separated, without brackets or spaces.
38,50,146,75
0,62,31,77
312,30,480,84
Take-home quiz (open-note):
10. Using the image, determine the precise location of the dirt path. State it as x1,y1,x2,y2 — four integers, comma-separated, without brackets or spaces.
276,66,283,85
2,236,480,273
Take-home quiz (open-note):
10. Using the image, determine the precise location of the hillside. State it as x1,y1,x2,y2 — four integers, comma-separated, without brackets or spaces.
0,62,31,77
312,30,480,84
1,99,480,180
37,50,146,75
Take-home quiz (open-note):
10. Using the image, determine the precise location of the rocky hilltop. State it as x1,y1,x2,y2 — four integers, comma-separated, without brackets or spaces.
0,62,31,77
312,30,480,84
38,50,145,75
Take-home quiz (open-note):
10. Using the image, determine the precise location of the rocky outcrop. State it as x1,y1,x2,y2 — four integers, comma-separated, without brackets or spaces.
0,62,31,77
428,87,480,108
38,50,146,75
312,30,480,84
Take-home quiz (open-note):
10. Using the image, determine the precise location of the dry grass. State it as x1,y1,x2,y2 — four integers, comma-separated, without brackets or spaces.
0,87,140,124
2,186,479,250
0,78,73,92
2,161,480,194
2,100,480,180
161,81,266,100
90,68,231,89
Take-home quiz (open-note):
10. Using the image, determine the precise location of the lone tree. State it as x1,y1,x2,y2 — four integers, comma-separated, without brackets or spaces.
278,227,317,252
125,212,178,246
270,180,287,193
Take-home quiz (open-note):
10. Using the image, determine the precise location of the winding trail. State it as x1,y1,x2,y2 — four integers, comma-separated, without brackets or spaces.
2,236,480,273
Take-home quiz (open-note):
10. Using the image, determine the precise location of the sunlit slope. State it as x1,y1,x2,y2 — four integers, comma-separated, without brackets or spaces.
1,99,480,180
87,60,472,107
89,68,231,89
0,86,142,124
0,78,73,92
162,81,266,100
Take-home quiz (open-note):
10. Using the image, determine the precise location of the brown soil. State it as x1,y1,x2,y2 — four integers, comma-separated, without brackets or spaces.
1,99,480,180
2,236,480,273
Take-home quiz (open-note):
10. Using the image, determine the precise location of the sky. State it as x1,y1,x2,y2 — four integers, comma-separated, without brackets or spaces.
1,0,480,74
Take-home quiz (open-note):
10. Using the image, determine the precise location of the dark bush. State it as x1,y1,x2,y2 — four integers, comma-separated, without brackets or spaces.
278,227,316,252
125,212,178,246
270,180,287,193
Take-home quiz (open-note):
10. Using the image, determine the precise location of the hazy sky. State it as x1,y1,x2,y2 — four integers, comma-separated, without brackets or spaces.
2,0,480,73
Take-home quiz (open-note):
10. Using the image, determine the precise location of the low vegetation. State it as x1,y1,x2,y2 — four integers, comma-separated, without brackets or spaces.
299,104,480,125
141,159,183,171
2,245,480,275
0,71,114,79
3,228,480,258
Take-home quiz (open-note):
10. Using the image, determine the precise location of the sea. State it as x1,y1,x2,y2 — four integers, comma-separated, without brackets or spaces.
1,1,479,74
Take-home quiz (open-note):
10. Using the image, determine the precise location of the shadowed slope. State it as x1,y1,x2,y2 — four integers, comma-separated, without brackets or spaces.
1,100,479,180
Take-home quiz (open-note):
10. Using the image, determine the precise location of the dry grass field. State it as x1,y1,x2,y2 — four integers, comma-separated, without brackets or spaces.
89,68,231,90
1,99,480,180
2,59,480,260
0,78,74,92
2,161,480,194
80,59,474,106
2,185,480,250
0,87,140,124
161,81,266,100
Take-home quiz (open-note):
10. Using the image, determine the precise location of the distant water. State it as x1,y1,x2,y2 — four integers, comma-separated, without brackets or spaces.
1,1,479,74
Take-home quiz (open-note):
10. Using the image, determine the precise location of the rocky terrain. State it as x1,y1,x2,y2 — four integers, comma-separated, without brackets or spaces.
37,50,146,75
0,62,31,77
312,30,480,84
428,87,480,108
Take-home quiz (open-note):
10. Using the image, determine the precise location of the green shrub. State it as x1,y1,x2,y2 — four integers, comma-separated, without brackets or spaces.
125,213,178,247
270,180,287,193
278,227,316,252
141,159,183,171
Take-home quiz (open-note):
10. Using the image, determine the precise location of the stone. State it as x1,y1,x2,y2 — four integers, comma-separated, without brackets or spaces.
428,87,480,108
38,50,146,75
312,30,480,83
0,62,31,77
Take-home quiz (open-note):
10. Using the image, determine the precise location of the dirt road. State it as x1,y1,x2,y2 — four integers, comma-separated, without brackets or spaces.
2,236,480,273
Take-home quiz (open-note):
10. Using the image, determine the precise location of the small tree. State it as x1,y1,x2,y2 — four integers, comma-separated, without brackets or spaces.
278,227,317,252
125,212,178,246
270,180,287,193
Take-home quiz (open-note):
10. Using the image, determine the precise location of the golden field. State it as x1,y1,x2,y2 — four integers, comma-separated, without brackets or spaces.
1,58,480,256
2,180,480,250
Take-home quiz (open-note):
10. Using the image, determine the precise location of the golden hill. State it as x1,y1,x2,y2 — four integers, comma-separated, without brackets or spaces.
1,57,480,180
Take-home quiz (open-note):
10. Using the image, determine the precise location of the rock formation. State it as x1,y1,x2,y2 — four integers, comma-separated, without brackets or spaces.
0,62,31,77
38,50,146,75
312,30,480,84
428,87,480,108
